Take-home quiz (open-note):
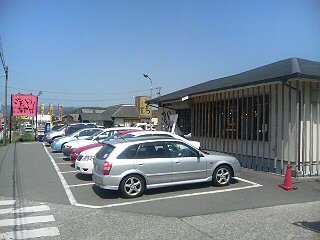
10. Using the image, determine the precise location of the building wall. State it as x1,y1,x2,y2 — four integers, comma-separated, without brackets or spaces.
167,78,320,175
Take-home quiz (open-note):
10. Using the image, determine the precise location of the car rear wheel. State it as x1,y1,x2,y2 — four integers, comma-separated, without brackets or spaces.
120,175,145,198
212,165,232,186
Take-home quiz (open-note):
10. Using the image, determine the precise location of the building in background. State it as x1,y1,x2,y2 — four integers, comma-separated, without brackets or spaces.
63,96,155,128
150,58,320,177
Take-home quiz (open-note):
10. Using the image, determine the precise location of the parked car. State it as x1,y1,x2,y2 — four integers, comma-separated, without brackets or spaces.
74,130,143,173
44,123,97,144
62,127,142,155
121,131,201,149
51,128,103,151
93,138,241,198
51,125,63,131
70,143,104,164
43,125,67,144
75,146,104,175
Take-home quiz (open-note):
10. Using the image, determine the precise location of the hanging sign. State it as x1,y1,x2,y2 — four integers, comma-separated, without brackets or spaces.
11,94,38,117
41,104,45,116
58,105,63,120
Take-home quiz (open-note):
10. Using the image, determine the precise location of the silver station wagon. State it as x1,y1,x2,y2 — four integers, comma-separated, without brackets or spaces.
93,138,241,198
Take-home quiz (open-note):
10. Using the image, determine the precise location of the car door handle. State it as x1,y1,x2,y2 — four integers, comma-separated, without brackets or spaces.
175,160,181,164
137,162,144,166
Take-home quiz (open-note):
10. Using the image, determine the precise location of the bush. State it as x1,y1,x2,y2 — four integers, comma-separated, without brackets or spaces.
15,132,35,142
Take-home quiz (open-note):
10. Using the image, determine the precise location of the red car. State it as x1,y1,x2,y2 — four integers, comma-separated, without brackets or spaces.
70,130,143,164
70,143,104,164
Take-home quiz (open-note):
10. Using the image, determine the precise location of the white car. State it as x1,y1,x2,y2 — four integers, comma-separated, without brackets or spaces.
75,146,103,175
122,131,201,149
63,127,142,155
51,128,103,151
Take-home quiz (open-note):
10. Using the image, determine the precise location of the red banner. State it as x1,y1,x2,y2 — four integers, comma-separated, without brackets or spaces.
11,95,38,117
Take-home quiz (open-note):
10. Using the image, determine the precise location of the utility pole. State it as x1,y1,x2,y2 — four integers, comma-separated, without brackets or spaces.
3,66,8,144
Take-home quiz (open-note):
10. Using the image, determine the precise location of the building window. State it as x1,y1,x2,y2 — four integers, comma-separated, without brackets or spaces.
193,94,269,141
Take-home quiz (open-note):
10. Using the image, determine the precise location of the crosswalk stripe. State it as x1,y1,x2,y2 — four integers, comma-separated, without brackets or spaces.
0,215,55,227
0,227,60,239
0,205,50,215
0,200,16,206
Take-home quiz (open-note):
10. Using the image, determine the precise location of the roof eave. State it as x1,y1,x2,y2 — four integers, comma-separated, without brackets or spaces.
149,73,315,105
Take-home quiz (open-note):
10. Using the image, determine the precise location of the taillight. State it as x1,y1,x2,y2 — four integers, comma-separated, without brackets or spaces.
103,162,112,175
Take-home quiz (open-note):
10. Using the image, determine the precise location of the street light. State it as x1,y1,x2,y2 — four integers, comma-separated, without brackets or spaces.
143,73,153,98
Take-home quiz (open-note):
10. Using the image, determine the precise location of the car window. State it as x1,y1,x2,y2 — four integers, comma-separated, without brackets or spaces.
88,130,102,140
78,130,91,136
117,144,139,159
96,131,112,140
166,142,198,158
96,144,115,159
135,142,168,159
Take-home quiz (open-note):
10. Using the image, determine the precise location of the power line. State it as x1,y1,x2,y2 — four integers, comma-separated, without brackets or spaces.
0,84,151,96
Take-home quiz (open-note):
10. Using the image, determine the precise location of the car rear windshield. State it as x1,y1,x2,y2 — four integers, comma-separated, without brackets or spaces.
96,144,115,159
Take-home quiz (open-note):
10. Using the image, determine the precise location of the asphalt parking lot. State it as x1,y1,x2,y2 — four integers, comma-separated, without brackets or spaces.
40,143,320,217
1,143,319,218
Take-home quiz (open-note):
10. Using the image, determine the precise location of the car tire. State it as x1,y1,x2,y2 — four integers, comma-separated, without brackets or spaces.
120,174,145,198
212,165,232,187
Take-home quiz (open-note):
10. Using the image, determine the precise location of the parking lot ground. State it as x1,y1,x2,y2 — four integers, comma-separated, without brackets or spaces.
1,142,319,218
42,143,320,217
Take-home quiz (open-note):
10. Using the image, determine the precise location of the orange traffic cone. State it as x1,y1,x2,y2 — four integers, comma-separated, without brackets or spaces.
279,164,297,191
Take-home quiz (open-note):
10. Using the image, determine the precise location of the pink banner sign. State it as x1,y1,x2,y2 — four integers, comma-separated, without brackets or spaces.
11,95,38,117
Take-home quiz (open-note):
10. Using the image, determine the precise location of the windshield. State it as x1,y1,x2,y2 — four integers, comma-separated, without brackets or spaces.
55,126,66,131
100,133,122,142
87,130,103,140
70,129,84,137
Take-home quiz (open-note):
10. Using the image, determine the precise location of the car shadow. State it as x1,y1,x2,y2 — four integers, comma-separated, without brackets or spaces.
62,157,70,161
144,178,239,196
91,178,239,200
75,173,92,181
51,150,61,153
92,185,121,199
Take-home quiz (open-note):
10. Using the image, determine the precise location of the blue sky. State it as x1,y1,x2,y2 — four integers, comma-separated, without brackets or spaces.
1,0,319,107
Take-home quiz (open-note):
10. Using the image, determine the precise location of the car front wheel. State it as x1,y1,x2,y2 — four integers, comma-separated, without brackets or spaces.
120,175,145,198
213,165,232,186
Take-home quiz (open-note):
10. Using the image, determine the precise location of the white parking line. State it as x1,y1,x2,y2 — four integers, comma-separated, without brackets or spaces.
68,183,95,188
0,200,16,206
43,143,77,205
0,215,55,227
54,156,68,159
0,227,60,239
0,205,50,215
56,162,72,165
77,183,263,209
60,170,78,174
234,177,262,186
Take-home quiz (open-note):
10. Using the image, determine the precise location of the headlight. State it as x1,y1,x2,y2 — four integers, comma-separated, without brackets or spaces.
81,156,95,161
